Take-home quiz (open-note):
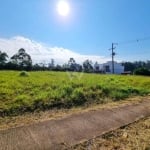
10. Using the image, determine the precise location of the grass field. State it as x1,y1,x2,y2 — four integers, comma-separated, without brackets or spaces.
0,71,150,116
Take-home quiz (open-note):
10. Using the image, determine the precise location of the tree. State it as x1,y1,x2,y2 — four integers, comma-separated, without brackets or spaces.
83,60,93,73
122,62,136,72
122,60,150,73
48,59,55,70
54,64,62,71
94,61,100,72
11,48,32,70
0,51,8,64
32,63,42,71
0,51,8,69
67,58,82,72
68,58,76,71
146,60,150,69
51,59,55,68
134,68,150,76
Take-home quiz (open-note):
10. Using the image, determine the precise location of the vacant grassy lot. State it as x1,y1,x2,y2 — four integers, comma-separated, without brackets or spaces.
0,71,150,116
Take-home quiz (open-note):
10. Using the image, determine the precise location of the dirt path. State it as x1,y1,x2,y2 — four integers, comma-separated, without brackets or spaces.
0,100,150,150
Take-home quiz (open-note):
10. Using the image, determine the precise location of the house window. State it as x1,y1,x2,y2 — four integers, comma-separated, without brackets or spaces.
105,65,110,72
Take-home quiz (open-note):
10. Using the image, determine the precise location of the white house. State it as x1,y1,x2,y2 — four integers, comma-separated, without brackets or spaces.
94,61,124,74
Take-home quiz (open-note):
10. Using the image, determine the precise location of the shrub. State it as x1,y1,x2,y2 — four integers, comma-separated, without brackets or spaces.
110,91,128,100
19,71,29,77
71,88,86,106
134,68,150,76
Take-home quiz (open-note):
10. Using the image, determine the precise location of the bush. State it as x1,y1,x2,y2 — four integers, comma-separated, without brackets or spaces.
134,68,150,76
71,88,86,106
19,71,29,77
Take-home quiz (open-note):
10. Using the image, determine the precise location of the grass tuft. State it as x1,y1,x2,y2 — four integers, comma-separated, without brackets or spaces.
19,71,29,77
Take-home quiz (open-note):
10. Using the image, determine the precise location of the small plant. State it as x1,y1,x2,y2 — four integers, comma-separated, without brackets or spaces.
19,71,29,77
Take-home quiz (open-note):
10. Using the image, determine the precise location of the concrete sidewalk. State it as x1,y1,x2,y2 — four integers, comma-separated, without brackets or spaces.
0,100,150,150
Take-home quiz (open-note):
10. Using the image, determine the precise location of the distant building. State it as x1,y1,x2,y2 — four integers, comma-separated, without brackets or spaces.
94,61,124,74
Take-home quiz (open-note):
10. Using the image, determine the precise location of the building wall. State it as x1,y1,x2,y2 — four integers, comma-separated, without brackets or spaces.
96,61,124,74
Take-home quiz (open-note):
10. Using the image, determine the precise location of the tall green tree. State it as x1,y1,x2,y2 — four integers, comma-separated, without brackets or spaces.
0,51,8,69
0,51,8,65
83,59,93,73
11,48,32,70
68,58,76,71
48,59,55,70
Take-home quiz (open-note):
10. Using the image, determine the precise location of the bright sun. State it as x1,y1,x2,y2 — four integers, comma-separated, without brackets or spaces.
57,1,70,17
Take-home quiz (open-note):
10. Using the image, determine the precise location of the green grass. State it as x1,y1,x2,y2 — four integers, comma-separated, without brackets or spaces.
0,71,150,116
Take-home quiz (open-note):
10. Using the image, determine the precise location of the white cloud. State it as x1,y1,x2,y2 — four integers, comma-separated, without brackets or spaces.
0,36,110,65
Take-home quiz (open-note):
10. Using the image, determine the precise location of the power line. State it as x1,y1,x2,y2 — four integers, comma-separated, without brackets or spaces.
107,36,150,74
118,36,150,45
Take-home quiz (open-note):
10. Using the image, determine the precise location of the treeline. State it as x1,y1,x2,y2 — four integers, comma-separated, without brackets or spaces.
0,49,32,71
0,49,96,73
122,61,150,75
0,49,150,75
122,61,150,72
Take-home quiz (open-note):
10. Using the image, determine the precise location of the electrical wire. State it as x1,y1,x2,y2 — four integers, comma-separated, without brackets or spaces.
118,36,150,45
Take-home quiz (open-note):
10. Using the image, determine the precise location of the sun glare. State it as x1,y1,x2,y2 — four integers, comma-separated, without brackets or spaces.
57,0,70,17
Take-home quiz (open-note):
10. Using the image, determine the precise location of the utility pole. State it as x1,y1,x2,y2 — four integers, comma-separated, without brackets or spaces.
109,43,117,74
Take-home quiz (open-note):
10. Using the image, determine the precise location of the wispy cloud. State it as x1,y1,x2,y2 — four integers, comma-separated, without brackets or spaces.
0,36,110,64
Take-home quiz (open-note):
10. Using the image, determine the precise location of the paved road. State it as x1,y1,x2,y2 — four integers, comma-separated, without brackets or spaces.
0,100,150,150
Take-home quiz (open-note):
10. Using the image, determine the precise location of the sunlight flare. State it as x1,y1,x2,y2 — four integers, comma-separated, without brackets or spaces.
57,0,70,17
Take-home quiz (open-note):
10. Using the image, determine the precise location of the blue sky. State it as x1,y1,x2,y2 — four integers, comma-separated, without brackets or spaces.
0,0,150,62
